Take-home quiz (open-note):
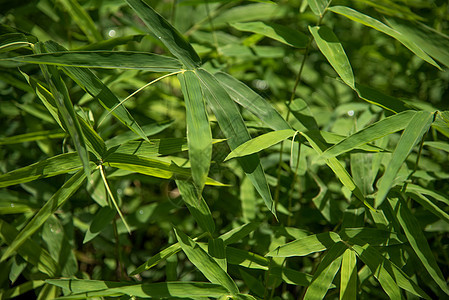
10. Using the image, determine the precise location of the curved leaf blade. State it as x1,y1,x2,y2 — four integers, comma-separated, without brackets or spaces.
225,129,296,161
309,25,354,88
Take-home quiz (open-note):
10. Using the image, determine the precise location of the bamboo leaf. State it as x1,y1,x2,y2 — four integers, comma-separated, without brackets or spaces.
125,0,201,69
328,6,440,69
321,110,416,159
375,111,434,207
214,72,290,131
178,70,212,192
340,248,357,300
196,68,275,216
309,25,354,88
0,129,65,145
174,228,239,294
0,219,59,277
83,206,116,244
5,51,182,71
59,0,102,43
388,197,449,295
225,129,296,161
208,238,227,271
0,171,87,262
352,240,431,299
353,83,411,113
231,21,308,48
303,242,346,300
176,180,215,233
266,232,342,257
47,279,228,299
104,153,226,186
0,153,83,188
307,0,329,17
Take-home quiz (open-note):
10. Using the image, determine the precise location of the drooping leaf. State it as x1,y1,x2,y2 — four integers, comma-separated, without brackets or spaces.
176,180,215,233
83,206,116,243
309,25,354,88
387,197,449,295
340,248,357,300
196,68,275,216
125,0,201,69
178,70,212,192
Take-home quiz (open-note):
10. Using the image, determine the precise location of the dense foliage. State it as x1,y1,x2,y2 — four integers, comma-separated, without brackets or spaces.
1,0,449,299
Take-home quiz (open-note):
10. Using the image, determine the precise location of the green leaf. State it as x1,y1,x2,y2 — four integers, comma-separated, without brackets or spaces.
1,171,87,262
352,240,431,299
178,70,212,192
47,279,228,299
174,228,239,294
0,219,59,277
375,111,434,207
196,68,275,216
307,0,329,16
406,189,449,224
353,83,411,113
270,266,313,287
231,21,308,48
225,129,296,161
208,238,227,271
125,0,201,69
0,153,83,188
266,232,342,257
176,180,215,233
339,227,406,246
328,6,440,69
321,110,416,159
301,131,375,211
0,280,45,299
83,206,116,244
58,0,102,43
303,242,346,300
214,72,290,131
0,129,65,145
104,153,225,186
387,197,449,295
5,51,183,72
340,248,357,300
309,25,354,88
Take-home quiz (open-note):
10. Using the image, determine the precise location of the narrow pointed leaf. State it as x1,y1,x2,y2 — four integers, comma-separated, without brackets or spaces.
47,279,228,298
174,228,239,294
388,197,449,295
104,153,225,186
406,190,449,224
352,240,431,299
196,68,275,215
59,0,102,43
329,6,440,69
83,206,116,244
225,129,296,161
0,219,59,277
309,25,354,88
231,21,308,48
176,180,215,233
340,249,357,300
266,232,342,257
375,111,433,207
208,238,227,271
354,83,411,113
1,171,86,262
0,153,83,188
178,70,212,192
125,0,200,69
0,129,65,145
5,51,182,71
304,242,346,300
321,110,416,159
214,72,290,131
